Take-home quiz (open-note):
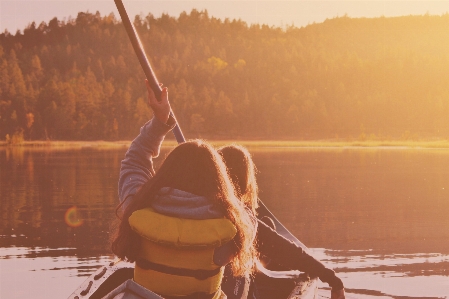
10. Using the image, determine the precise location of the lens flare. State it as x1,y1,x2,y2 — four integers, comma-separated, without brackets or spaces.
64,206,84,228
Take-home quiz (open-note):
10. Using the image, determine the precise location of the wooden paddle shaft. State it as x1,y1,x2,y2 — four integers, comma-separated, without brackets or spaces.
114,0,185,143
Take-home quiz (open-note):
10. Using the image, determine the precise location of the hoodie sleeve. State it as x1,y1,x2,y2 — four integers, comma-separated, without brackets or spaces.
118,116,175,209
256,220,344,291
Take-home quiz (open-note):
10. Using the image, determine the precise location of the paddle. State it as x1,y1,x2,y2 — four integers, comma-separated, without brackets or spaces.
114,0,185,144
255,260,304,279
113,0,309,252
257,200,309,250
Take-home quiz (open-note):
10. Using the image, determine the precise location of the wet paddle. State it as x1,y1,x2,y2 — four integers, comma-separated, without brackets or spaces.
255,260,305,279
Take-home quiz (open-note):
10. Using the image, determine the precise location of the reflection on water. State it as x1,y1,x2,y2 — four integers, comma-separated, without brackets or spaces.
0,147,123,252
1,147,448,298
313,248,449,298
0,247,112,299
253,148,449,254
252,148,449,299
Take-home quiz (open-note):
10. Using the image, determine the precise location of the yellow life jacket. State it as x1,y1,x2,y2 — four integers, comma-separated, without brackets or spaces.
129,207,237,298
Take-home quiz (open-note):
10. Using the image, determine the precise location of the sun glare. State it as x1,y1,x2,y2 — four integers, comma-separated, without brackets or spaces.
64,206,84,228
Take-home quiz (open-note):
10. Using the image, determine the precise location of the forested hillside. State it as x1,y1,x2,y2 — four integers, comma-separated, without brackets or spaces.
1,11,449,141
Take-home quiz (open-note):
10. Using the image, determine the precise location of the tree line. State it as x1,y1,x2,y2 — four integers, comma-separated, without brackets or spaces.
1,11,449,141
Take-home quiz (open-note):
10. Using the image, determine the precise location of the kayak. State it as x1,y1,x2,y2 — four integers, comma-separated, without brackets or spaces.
67,200,318,299
67,259,318,299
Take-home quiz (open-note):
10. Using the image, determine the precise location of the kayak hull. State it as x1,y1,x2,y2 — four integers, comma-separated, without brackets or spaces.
67,260,317,299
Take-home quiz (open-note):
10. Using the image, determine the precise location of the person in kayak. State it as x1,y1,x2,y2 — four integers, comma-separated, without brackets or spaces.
218,144,346,299
112,81,257,299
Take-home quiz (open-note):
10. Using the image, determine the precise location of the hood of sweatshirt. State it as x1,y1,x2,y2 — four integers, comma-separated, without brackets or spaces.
150,187,226,220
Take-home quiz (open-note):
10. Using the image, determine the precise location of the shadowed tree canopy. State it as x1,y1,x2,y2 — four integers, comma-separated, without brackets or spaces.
1,11,449,141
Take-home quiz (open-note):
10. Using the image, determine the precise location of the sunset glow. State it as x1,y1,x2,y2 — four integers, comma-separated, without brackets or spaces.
1,1,449,33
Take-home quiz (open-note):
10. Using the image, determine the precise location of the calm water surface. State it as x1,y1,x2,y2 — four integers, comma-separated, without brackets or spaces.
1,146,448,299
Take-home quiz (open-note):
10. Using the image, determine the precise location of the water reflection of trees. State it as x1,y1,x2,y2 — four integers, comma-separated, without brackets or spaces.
2,148,449,256
253,149,449,254
0,148,125,256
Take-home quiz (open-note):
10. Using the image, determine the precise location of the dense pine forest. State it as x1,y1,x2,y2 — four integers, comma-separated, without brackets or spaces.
1,11,449,141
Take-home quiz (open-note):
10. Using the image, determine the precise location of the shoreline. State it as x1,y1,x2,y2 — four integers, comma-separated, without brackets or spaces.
2,139,449,149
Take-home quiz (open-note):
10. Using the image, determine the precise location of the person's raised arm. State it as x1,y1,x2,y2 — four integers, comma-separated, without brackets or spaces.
118,80,175,209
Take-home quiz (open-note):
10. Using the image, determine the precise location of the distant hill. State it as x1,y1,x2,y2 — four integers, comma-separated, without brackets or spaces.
1,11,449,141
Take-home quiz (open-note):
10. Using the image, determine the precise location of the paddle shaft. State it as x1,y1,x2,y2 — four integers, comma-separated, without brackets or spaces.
114,0,185,143
114,0,309,252
257,200,309,251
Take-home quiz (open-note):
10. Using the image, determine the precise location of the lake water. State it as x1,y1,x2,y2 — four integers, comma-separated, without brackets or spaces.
1,146,448,299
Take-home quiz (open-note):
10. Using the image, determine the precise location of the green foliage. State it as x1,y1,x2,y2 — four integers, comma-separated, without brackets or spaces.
1,12,449,140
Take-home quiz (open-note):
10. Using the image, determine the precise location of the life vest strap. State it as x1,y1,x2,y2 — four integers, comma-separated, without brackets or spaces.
164,291,217,299
136,259,221,281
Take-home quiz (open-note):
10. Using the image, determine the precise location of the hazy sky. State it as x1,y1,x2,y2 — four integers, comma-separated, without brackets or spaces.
1,1,449,33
